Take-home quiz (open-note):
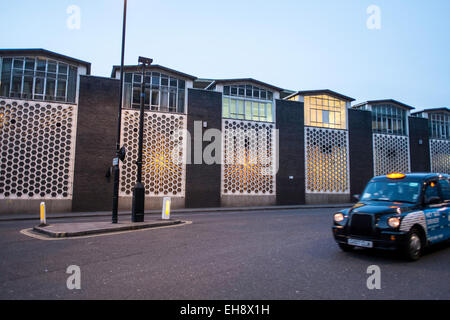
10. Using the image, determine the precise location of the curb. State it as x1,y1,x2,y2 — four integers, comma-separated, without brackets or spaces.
0,204,353,222
32,220,184,238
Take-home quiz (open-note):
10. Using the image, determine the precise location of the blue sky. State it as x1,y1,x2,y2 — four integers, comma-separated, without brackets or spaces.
1,0,449,110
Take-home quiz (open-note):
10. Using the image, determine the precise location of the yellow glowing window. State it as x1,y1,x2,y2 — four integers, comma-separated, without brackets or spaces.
304,94,347,129
317,109,323,123
310,109,317,122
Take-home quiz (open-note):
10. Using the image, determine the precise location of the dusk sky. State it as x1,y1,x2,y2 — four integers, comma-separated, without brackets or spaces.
1,0,449,110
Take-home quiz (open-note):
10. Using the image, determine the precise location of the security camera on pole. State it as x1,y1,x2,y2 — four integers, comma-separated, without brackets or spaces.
131,56,153,223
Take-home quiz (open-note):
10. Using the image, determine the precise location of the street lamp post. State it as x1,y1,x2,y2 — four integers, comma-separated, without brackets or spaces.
131,56,153,223
112,0,127,224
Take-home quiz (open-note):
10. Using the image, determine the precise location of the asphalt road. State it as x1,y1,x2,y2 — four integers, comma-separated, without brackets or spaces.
0,208,449,300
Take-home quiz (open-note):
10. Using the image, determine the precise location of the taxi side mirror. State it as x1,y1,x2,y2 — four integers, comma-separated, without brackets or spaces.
425,196,441,205
353,194,361,201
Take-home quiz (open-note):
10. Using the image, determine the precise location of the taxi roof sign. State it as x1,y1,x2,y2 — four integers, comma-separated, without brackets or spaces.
387,173,406,180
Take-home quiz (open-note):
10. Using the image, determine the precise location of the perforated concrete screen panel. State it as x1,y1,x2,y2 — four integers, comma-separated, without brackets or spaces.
222,119,276,196
305,127,350,194
0,99,77,200
119,110,187,197
430,139,450,174
373,134,410,176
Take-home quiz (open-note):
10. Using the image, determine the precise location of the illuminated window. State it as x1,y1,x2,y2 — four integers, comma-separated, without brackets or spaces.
222,85,274,122
304,95,347,129
0,57,78,103
287,95,300,102
123,71,186,114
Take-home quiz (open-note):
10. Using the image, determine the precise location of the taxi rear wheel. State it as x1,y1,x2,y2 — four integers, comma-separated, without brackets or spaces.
403,228,423,261
338,243,355,252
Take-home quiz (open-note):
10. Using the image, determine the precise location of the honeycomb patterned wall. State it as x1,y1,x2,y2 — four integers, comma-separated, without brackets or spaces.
430,139,450,174
305,127,349,193
0,99,77,199
373,134,410,176
120,110,187,197
222,119,276,195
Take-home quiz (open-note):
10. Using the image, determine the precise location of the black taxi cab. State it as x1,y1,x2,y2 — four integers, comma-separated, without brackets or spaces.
332,173,450,260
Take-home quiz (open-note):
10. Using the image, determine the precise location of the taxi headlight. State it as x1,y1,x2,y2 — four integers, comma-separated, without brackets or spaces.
388,217,401,229
334,213,345,223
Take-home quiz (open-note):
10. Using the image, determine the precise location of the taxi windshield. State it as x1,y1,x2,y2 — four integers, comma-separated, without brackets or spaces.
361,180,421,204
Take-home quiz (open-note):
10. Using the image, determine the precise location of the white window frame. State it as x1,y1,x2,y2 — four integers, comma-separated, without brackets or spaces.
123,71,187,115
0,56,77,104
221,84,276,123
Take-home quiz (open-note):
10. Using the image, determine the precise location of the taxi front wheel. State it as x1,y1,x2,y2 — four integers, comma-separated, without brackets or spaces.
403,228,423,261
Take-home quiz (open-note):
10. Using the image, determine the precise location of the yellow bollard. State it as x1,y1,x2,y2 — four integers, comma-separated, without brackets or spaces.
40,202,47,226
162,197,171,220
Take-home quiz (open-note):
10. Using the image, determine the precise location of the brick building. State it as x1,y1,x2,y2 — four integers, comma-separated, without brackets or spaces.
0,49,448,214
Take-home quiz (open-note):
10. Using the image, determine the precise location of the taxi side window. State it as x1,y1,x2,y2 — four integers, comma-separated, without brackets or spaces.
438,179,450,201
424,181,440,202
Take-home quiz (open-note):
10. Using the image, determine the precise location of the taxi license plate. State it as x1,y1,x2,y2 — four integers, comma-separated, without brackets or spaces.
348,239,373,248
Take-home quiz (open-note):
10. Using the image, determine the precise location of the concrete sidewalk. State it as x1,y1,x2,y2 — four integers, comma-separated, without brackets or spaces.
0,203,353,222
32,219,184,238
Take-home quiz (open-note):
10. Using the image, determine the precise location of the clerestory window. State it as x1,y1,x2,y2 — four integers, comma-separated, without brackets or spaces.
122,72,186,114
371,104,408,136
303,95,347,129
0,57,78,103
429,112,449,140
222,85,274,122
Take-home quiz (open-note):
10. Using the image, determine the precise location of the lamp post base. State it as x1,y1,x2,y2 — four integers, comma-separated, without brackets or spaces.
131,182,145,223
112,163,120,224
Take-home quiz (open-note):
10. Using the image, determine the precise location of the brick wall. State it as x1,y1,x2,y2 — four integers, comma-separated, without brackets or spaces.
72,76,120,212
185,89,222,208
276,99,305,205
348,109,374,198
409,116,431,172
